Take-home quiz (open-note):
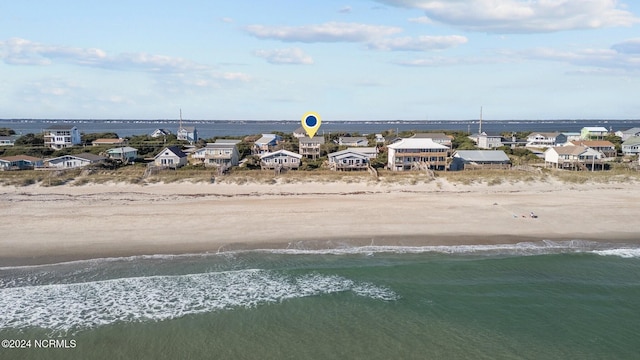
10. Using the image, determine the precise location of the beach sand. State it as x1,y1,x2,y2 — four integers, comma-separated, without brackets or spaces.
1,178,639,265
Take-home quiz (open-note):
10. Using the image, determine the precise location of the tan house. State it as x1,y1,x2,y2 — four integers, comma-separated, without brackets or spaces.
569,140,617,158
544,145,603,171
191,140,241,168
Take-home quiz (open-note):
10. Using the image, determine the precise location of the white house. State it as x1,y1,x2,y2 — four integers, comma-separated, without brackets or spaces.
154,146,188,168
0,136,15,146
544,146,602,170
615,127,640,141
150,129,171,138
45,153,106,169
177,126,198,144
449,150,511,171
328,149,370,171
292,126,307,138
43,125,81,150
106,146,138,162
621,136,640,156
387,138,449,171
338,136,369,147
526,132,567,148
260,149,302,170
469,132,503,149
569,140,617,158
191,139,241,168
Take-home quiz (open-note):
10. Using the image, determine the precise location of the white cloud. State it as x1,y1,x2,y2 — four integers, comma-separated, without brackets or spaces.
254,48,314,65
376,0,639,33
0,38,251,86
339,6,353,14
369,35,467,51
408,16,432,24
221,17,234,23
245,22,402,42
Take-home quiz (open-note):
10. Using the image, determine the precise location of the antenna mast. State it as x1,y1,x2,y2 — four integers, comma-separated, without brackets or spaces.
179,108,183,130
479,106,483,134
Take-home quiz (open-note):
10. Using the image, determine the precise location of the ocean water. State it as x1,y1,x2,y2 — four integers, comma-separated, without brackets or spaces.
1,240,639,359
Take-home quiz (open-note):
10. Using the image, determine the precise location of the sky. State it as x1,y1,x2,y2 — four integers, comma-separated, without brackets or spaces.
1,0,639,121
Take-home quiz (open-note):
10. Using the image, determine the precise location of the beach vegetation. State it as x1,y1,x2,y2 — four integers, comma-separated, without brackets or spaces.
0,128,16,136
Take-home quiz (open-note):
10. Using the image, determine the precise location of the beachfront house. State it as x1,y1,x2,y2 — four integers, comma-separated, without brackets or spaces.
260,149,302,170
622,137,640,156
177,126,198,144
526,132,567,148
569,140,617,158
580,127,609,140
0,155,43,170
92,138,128,147
153,146,188,168
45,153,106,169
298,136,325,160
469,132,503,149
375,134,385,144
327,148,370,171
449,150,511,171
253,134,282,155
615,127,640,141
43,125,81,150
544,146,603,171
387,138,449,171
106,146,138,162
191,139,241,168
412,133,453,148
338,136,369,147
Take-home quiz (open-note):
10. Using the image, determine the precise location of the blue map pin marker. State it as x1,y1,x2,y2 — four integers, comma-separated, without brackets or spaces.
301,112,321,138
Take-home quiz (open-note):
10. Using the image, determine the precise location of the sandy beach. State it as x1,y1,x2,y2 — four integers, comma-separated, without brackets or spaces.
1,178,639,265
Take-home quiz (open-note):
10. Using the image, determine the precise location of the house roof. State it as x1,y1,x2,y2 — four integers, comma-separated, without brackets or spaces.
92,138,125,144
75,153,107,162
582,126,608,132
178,126,196,132
619,127,640,135
156,146,187,158
570,140,615,148
293,126,306,134
387,138,449,150
622,136,640,146
528,132,562,138
107,146,138,153
339,136,368,143
548,145,590,156
453,150,510,162
328,147,377,158
214,139,242,145
255,134,281,145
328,149,370,160
0,155,42,162
299,136,325,144
260,149,302,160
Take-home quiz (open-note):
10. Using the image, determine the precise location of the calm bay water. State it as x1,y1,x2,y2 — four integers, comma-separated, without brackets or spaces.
1,240,639,359
2,119,640,139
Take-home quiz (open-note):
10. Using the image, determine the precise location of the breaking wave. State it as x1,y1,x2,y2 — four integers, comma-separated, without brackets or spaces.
0,270,398,333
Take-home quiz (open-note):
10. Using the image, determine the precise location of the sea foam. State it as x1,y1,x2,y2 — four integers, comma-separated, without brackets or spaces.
592,248,640,258
0,269,397,333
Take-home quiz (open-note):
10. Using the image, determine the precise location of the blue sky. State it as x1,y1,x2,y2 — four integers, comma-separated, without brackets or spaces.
1,0,639,120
